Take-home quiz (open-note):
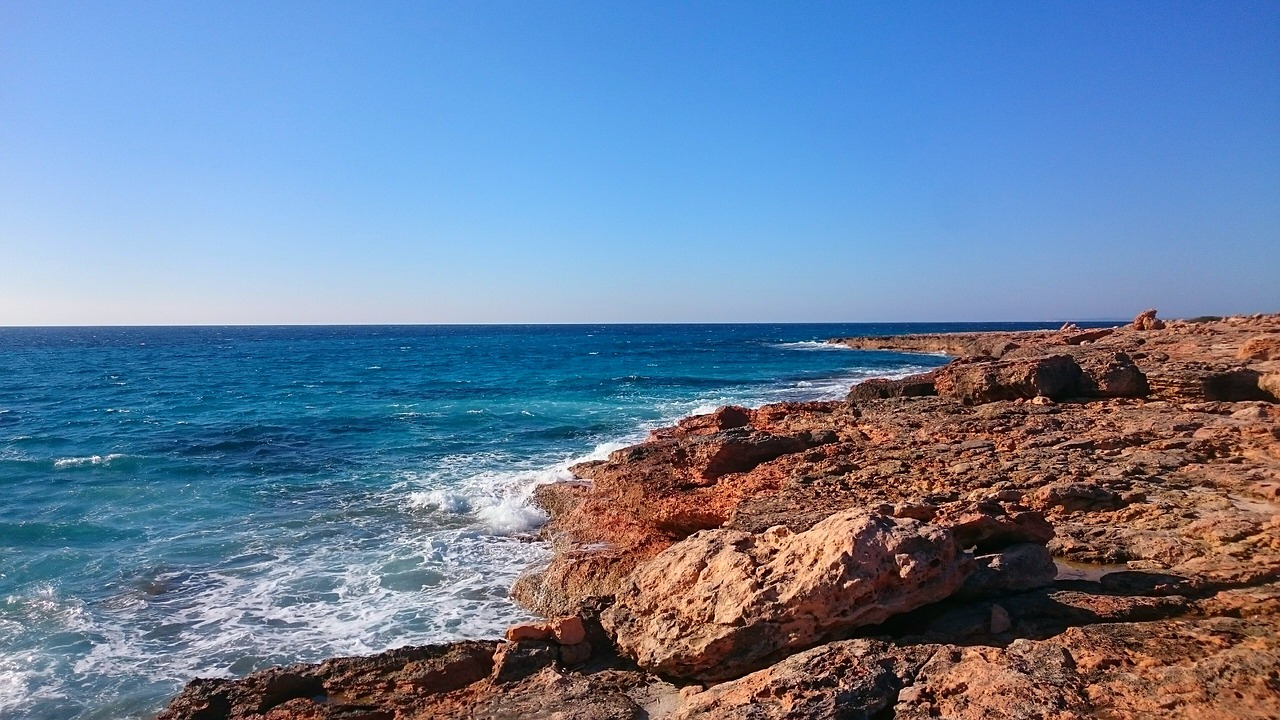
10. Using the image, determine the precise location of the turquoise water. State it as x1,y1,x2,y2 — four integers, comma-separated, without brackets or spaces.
0,323,1072,718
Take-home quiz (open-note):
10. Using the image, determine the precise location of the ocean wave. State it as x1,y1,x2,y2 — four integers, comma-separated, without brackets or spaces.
402,440,628,537
772,340,851,351
52,453,128,469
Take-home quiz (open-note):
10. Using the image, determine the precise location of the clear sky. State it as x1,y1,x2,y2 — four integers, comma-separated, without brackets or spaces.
1,2,1277,324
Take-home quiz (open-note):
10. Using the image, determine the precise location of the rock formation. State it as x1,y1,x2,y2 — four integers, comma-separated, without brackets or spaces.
601,510,973,680
158,311,1280,720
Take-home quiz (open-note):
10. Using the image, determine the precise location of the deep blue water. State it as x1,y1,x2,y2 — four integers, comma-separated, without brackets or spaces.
0,323,1093,718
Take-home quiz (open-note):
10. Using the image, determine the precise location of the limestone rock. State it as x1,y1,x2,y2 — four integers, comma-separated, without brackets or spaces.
1132,309,1165,330
1029,482,1125,514
955,543,1059,600
671,639,935,720
847,371,938,401
1076,351,1149,398
1063,328,1114,345
156,642,498,720
601,510,972,680
934,355,1083,404
1261,373,1280,402
932,500,1055,552
1238,334,1280,361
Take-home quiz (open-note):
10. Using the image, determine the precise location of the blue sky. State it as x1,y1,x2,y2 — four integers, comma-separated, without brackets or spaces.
2,2,1277,324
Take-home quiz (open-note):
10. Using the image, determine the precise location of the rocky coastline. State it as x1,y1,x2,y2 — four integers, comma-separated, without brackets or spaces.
159,310,1280,719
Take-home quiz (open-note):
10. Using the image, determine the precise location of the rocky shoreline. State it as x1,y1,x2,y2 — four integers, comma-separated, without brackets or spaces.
159,310,1280,719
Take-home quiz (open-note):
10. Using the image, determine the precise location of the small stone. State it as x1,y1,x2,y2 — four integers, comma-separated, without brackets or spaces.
1031,395,1054,405
898,685,925,704
990,604,1012,633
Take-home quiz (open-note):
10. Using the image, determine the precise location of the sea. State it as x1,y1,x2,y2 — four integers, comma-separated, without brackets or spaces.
0,322,1091,719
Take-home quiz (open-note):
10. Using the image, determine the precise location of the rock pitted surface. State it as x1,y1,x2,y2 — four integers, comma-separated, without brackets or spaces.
158,311,1280,720
601,509,972,680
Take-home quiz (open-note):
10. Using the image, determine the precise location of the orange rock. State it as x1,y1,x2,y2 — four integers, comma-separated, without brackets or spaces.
504,622,552,642
602,511,973,680
549,615,586,645
1131,308,1165,330
1238,334,1280,361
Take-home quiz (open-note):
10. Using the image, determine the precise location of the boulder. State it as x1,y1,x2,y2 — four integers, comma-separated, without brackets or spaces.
955,543,1059,600
1076,352,1149,398
1132,309,1165,330
934,355,1083,404
648,405,752,441
601,510,973,680
932,500,1055,552
847,371,938,401
593,427,823,487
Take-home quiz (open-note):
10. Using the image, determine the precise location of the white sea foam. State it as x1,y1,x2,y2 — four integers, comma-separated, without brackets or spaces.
402,440,630,537
53,453,127,469
773,340,852,351
407,490,472,514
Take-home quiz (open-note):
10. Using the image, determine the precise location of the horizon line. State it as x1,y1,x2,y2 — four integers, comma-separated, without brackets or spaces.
0,319,1136,329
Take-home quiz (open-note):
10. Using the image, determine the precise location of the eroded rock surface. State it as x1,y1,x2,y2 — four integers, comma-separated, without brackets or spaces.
601,510,972,680
159,312,1280,720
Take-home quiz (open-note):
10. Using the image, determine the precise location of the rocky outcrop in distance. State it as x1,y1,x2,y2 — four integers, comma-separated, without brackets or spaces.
158,311,1280,720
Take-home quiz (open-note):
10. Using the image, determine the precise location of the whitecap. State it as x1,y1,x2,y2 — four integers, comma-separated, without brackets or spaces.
407,490,472,514
772,340,852,351
53,454,127,469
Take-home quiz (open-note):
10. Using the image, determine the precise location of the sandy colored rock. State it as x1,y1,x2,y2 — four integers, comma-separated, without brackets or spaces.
602,510,972,680
847,371,938,401
671,639,935,720
505,622,553,642
933,354,1084,404
159,311,1280,720
550,615,586,645
1238,334,1280,361
1132,308,1166,330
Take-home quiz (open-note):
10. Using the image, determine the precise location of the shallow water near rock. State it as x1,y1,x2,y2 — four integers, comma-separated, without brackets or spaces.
0,322,1086,719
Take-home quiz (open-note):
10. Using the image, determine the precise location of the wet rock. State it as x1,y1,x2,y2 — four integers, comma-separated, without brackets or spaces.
157,643,499,720
1098,570,1199,597
602,511,972,680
